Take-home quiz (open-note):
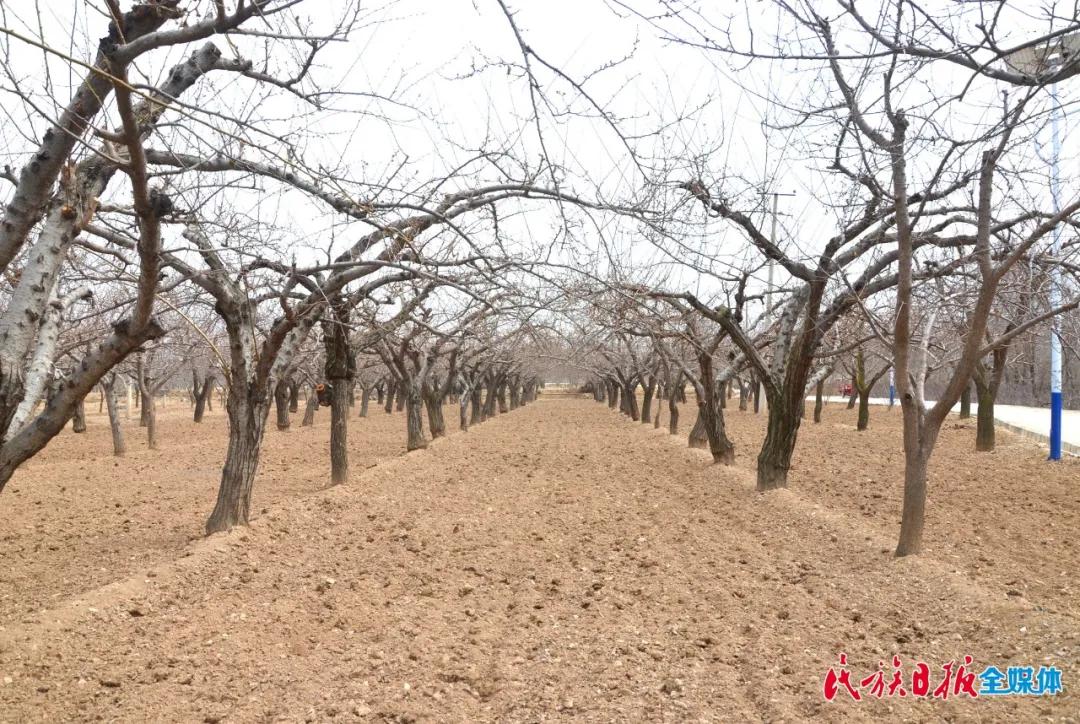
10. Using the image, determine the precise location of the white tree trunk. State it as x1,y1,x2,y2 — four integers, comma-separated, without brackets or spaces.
8,287,91,435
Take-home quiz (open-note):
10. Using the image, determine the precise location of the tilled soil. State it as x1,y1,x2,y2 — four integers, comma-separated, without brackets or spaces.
0,400,450,623
0,394,1077,722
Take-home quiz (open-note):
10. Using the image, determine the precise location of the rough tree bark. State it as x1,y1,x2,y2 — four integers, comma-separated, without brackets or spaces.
688,408,708,449
972,342,1009,452
206,386,270,534
359,385,371,417
140,387,152,427
425,386,448,438
136,356,157,450
497,381,509,414
814,379,825,424
483,374,500,419
323,301,354,485
288,380,300,413
193,372,214,422
459,383,472,431
301,386,318,427
617,372,639,420
102,377,125,456
470,384,483,425
423,354,456,440
959,383,972,420
738,377,750,411
405,382,427,451
853,350,891,432
641,373,656,424
72,399,87,434
274,379,291,431
205,311,318,534
384,379,396,414
508,377,521,410
697,352,735,464
668,379,681,435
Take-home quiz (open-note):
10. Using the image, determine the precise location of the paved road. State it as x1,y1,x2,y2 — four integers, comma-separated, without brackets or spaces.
817,395,1080,455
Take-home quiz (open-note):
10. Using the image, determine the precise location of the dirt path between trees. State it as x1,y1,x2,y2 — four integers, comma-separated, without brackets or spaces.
1,395,1077,722
0,402,461,624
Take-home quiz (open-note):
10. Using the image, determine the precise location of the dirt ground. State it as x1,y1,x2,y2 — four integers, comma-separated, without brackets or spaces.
0,393,1077,722
0,397,447,624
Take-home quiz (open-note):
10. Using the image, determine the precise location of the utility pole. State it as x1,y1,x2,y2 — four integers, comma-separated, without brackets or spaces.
761,190,796,316
1005,33,1078,461
1049,75,1063,460
758,189,795,415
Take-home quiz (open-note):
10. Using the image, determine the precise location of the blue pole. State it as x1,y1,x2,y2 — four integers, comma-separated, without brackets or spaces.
1049,78,1063,461
888,368,895,408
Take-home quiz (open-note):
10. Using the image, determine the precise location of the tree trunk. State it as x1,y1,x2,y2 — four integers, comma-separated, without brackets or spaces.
72,399,87,433
853,350,873,431
668,387,679,435
974,380,996,452
857,390,870,431
194,376,213,422
406,383,427,451
813,380,824,423
688,409,708,449
395,386,406,412
145,394,157,450
755,393,802,491
205,388,269,535
621,381,639,420
895,442,932,557
274,379,290,431
460,390,471,431
301,387,318,426
104,384,125,456
288,380,300,413
483,379,499,419
425,390,447,438
329,381,349,485
497,383,509,414
641,378,656,424
322,300,355,485
469,386,483,425
384,379,396,414
139,389,151,426
698,355,734,464
359,386,371,417
702,399,734,463
959,383,971,420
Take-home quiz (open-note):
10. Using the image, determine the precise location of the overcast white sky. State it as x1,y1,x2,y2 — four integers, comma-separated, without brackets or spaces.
1,0,1077,317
